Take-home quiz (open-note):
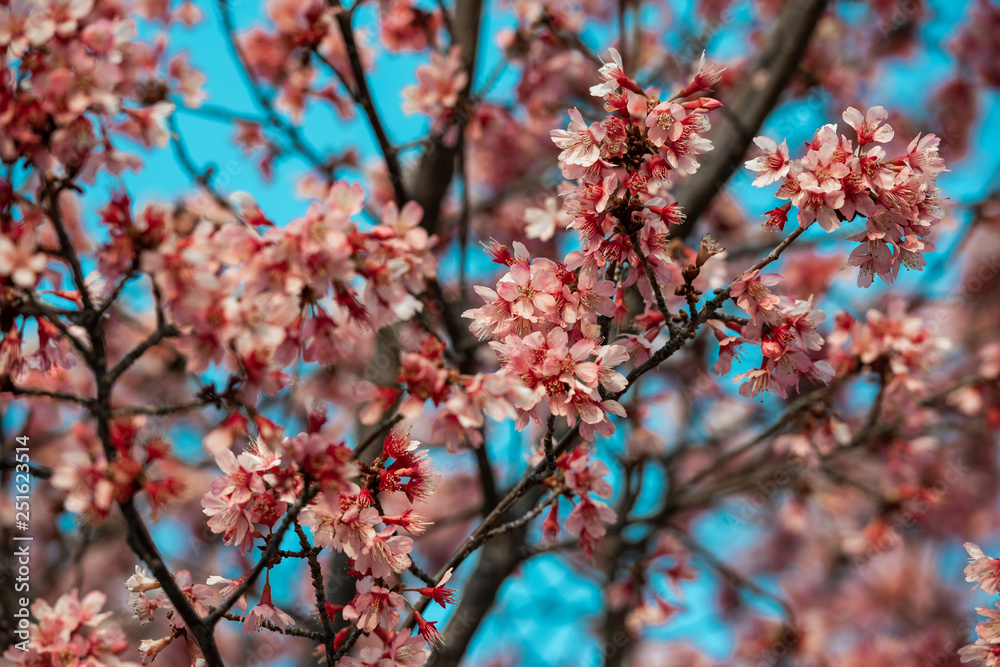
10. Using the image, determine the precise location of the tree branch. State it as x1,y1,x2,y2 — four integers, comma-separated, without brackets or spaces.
329,1,407,204
207,483,320,626
411,0,483,234
670,0,829,239
294,522,336,664
0,380,95,410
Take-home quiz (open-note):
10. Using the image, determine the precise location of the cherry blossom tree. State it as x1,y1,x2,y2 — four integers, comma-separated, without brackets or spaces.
1,1,999,666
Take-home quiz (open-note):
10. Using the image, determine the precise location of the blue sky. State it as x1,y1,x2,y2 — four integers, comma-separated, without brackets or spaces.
70,0,1000,664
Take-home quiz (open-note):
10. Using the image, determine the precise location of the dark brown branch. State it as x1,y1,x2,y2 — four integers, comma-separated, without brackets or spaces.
434,0,454,42
1,380,95,410
330,1,407,204
216,610,325,640
626,229,674,335
0,457,53,479
669,0,830,239
411,0,483,235
535,414,558,482
106,322,180,384
294,522,336,664
20,292,92,358
111,398,214,418
207,483,320,626
332,627,364,661
42,180,94,311
456,136,471,302
352,413,403,457
407,561,437,586
474,440,499,510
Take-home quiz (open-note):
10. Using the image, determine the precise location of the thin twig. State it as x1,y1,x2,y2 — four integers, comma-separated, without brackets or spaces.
216,610,326,640
0,458,54,479
352,413,403,457
481,488,561,542
329,0,407,203
294,522,336,663
207,483,320,626
627,229,674,334
1,381,95,410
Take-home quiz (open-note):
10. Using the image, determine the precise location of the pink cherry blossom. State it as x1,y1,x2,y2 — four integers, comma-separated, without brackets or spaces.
243,579,295,635
565,497,617,557
0,230,47,287
402,45,468,119
843,105,894,144
343,577,406,632
966,543,1000,595
590,47,643,97
550,107,606,167
745,136,790,187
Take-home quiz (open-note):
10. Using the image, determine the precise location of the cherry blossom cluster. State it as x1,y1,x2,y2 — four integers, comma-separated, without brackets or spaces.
200,436,298,552
605,534,697,634
545,448,617,557
746,106,947,287
959,543,1000,666
551,49,722,283
52,417,187,524
489,328,628,441
188,425,453,662
124,567,226,664
465,49,724,431
465,241,617,342
0,0,209,378
2,589,139,666
354,325,534,452
825,301,950,398
234,0,456,128
94,182,437,396
402,45,467,125
236,0,361,123
126,566,214,627
711,275,835,399
0,0,201,179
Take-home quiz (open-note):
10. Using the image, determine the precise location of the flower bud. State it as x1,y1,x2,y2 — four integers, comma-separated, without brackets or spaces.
763,203,791,232
696,234,724,267
139,635,174,664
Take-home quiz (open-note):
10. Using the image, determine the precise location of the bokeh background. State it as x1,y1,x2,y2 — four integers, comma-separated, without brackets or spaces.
10,0,1000,665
